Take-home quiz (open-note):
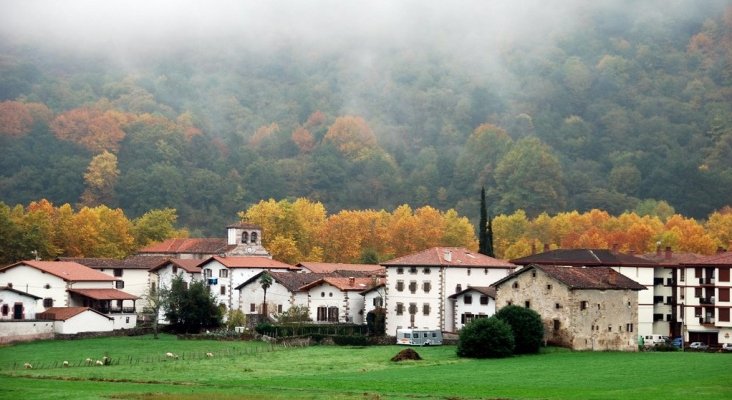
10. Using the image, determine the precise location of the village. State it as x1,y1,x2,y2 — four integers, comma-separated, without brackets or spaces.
1,221,730,352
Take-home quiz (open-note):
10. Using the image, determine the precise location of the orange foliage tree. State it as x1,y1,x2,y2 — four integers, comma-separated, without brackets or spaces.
322,115,378,159
50,107,131,153
0,101,34,137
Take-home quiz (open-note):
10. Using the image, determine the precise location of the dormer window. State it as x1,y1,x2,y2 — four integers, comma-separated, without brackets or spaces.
251,232,258,244
241,232,249,243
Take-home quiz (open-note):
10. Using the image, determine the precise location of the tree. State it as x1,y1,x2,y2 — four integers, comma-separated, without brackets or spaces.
163,275,222,333
322,115,378,159
479,187,488,255
494,305,544,354
259,272,273,317
142,282,166,339
456,316,515,359
132,208,188,247
80,151,119,207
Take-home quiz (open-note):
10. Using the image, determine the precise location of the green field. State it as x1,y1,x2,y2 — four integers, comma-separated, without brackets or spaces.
0,334,730,400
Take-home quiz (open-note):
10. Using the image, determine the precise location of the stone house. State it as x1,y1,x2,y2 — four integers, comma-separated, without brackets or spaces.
382,247,516,334
492,264,646,351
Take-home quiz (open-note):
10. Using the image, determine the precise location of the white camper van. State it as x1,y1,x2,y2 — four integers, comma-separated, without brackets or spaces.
396,329,443,346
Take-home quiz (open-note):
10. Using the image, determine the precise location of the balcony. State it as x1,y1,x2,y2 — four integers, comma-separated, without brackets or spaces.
699,278,715,285
700,317,716,325
699,297,715,305
96,306,136,314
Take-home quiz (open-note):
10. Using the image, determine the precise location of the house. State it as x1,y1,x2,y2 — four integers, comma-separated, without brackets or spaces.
0,260,138,329
382,247,516,334
0,286,42,320
236,271,322,318
299,276,379,324
59,255,167,312
361,283,386,317
147,258,205,324
137,223,270,259
492,264,646,351
678,250,732,347
448,286,496,330
638,246,709,339
197,256,299,312
511,248,659,336
36,307,114,334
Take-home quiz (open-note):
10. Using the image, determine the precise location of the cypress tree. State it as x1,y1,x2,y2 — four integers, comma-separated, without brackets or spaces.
479,187,488,255
486,213,495,257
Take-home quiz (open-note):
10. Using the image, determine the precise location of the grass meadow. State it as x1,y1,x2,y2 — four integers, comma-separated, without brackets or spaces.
0,334,730,400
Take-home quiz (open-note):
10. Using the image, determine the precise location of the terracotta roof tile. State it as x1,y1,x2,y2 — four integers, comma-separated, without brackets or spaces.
59,255,169,270
638,251,708,266
300,276,381,292
138,238,234,255
149,258,205,273
67,288,139,300
0,261,118,282
37,307,111,321
298,262,385,274
210,256,298,270
511,249,657,267
682,251,732,266
381,247,515,268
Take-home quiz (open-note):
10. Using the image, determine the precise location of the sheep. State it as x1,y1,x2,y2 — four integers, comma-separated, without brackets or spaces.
165,352,178,359
102,356,111,365
63,361,69,367
205,352,214,358
85,358,93,365
95,360,103,366
23,362,32,369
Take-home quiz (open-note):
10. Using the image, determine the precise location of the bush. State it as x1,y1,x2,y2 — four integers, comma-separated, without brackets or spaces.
495,305,544,354
332,335,370,346
366,307,386,336
457,316,515,358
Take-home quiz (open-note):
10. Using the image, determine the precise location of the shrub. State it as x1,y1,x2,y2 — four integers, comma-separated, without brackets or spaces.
495,305,544,354
332,335,370,346
457,316,515,358
366,307,386,336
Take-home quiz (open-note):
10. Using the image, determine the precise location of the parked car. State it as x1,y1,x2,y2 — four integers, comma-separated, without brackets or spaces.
722,343,732,352
689,342,709,350
671,337,683,348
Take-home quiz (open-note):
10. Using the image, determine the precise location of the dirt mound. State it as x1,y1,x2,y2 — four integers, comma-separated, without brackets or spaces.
390,348,422,362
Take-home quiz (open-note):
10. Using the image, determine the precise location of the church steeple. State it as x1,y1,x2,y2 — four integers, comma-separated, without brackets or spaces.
225,222,271,257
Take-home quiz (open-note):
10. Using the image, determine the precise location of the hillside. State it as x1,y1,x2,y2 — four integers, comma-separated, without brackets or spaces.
1,1,731,235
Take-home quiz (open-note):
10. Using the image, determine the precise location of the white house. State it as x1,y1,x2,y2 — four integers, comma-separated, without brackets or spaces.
198,256,299,312
299,276,379,324
148,258,204,293
0,261,138,329
0,286,42,320
382,247,516,334
448,286,496,330
235,271,320,317
59,256,166,312
361,283,386,317
37,307,114,334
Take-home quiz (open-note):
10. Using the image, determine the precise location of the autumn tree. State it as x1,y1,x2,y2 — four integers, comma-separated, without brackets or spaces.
80,151,119,207
0,101,33,137
50,107,130,153
322,115,378,159
132,208,188,247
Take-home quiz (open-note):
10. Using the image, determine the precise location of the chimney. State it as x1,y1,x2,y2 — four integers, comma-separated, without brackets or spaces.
665,246,672,260
717,247,726,254
608,270,617,286
611,243,619,254
531,242,537,255
543,243,550,252
444,250,452,262
629,249,636,255
348,277,355,286
656,242,662,256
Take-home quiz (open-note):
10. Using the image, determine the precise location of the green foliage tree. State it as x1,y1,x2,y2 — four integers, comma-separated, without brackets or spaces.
226,309,247,331
259,272,273,316
456,316,515,359
494,305,545,354
366,307,386,336
163,275,222,333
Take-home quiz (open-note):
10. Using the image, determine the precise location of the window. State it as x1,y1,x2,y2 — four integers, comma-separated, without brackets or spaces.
396,281,404,292
250,303,256,312
113,268,123,277
373,297,383,307
397,267,404,275
204,269,212,278
512,282,519,289
250,232,258,244
423,281,431,293
321,292,325,297
43,298,53,308
116,280,125,289
409,281,417,294
151,282,156,293
480,296,489,305
626,323,634,332
555,303,562,309
423,268,431,274
680,268,685,282
695,307,702,317
409,267,418,274
719,308,730,322
409,303,418,315
695,287,702,298
553,319,560,332
328,307,339,322
720,267,730,282
525,301,531,309
220,285,226,295
695,267,702,278
1,304,8,316
653,296,663,304
219,269,228,278
241,232,248,243
278,304,283,313
653,313,663,321
329,292,333,297
580,301,588,310
608,325,612,332
666,296,673,304
467,268,471,276
456,284,462,293
423,303,430,315
666,314,672,321
396,303,404,315
531,271,536,278
653,277,663,286
484,268,488,275
317,306,327,321
546,284,552,290
719,288,730,302
461,313,474,324
464,295,473,305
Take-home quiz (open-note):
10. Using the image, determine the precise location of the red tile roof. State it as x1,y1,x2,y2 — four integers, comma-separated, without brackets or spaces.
297,262,385,274
493,264,646,291
510,249,657,267
299,276,381,292
37,307,111,321
67,288,139,300
138,238,234,255
639,251,708,266
0,261,118,282
209,256,298,270
149,258,205,273
59,255,169,270
382,247,515,268
682,251,732,266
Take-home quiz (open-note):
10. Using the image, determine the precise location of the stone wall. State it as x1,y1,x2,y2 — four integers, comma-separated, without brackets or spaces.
0,320,54,344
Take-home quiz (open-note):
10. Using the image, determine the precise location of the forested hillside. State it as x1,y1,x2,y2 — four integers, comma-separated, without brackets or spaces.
1,1,731,236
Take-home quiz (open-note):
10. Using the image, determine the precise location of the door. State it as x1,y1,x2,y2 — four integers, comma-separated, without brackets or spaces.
13,303,23,319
